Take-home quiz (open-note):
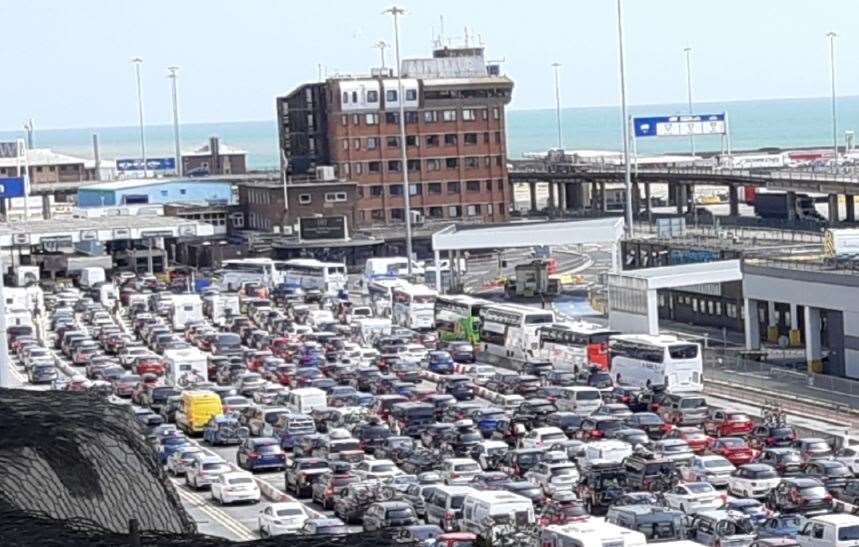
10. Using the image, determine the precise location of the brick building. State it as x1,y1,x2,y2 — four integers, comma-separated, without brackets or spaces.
236,179,358,234
277,46,513,227
0,148,96,183
182,137,247,176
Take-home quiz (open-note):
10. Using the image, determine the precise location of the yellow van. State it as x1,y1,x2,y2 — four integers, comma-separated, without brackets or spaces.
175,391,223,434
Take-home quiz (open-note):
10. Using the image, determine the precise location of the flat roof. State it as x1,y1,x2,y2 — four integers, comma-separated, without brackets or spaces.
432,217,625,251
79,177,232,192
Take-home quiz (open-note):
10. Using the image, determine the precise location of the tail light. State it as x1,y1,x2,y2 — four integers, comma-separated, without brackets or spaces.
720,493,727,502
443,511,454,520
248,451,259,459
591,431,603,438
660,423,673,432
767,436,775,444
824,494,833,501
642,479,651,488
325,486,334,496
450,473,459,479
620,395,630,402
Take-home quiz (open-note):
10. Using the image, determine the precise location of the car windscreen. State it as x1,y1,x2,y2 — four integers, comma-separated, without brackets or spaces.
679,397,706,409
257,445,281,454
576,390,601,401
799,486,828,498
386,508,414,518
217,334,241,347
668,344,698,359
276,508,305,517
685,483,712,493
838,526,859,541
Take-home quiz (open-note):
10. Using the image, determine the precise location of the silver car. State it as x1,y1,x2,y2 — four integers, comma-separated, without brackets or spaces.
165,446,204,476
185,455,230,490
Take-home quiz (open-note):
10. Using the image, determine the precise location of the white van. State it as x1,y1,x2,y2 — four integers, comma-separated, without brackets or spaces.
163,347,208,386
460,490,535,540
542,519,648,547
14,265,40,287
353,318,392,345
99,283,119,308
555,386,603,415
79,267,106,289
171,294,204,331
286,388,327,414
206,294,240,326
496,394,525,412
797,514,859,547
582,440,633,467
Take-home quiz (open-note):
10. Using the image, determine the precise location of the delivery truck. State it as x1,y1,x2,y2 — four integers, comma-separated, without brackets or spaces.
753,192,825,222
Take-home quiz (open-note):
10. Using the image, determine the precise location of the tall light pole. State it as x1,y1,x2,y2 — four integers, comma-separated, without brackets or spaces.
552,62,563,150
684,46,695,156
827,32,838,166
131,58,148,178
168,66,182,176
616,0,634,234
374,40,390,70
384,5,414,275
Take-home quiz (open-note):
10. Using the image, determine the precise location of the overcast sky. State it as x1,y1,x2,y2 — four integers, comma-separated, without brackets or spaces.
1,0,856,129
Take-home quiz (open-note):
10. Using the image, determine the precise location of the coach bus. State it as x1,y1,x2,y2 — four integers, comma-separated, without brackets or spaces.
276,259,347,298
478,302,555,363
391,283,438,331
609,334,703,393
537,321,617,370
434,294,488,345
366,278,407,317
218,258,279,289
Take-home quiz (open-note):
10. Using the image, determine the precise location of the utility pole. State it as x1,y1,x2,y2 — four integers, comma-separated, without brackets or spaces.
552,62,563,150
23,119,34,149
168,66,182,176
827,32,839,166
0,255,8,388
684,46,695,156
384,5,414,275
616,0,634,235
374,41,389,69
131,58,148,178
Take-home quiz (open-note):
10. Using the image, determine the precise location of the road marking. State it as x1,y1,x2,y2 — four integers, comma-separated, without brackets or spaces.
176,485,256,541
9,362,27,384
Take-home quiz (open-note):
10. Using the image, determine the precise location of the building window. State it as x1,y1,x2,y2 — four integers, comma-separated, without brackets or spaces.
493,107,500,119
428,206,443,218
465,157,480,169
405,88,417,101
160,190,168,196
405,111,418,124
342,139,349,150
481,108,489,120
353,138,361,150
426,159,441,171
180,188,187,195
390,208,404,221
425,135,439,147
365,113,379,125
342,92,349,104
498,202,505,215
487,203,494,214
386,89,398,102
370,209,385,221
367,90,379,102
353,162,363,175
464,133,478,145
368,161,382,173
442,110,457,122
340,115,347,126
385,112,398,124
448,205,461,217
386,136,400,148
495,156,502,166
357,186,364,198
446,158,458,169
387,160,402,172
494,131,502,144
483,156,491,167
496,179,504,191
351,91,358,103
407,159,421,172
466,180,481,192
409,183,421,195
298,193,312,204
447,181,461,193
36,166,43,173
462,109,476,121
423,111,437,123
405,135,418,147
466,204,482,216
428,182,442,194
370,185,383,197
367,137,379,150
444,134,458,146
342,163,350,175
325,192,348,202
352,114,360,125
485,180,493,192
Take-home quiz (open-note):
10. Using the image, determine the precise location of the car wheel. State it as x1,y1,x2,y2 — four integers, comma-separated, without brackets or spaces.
259,526,268,538
681,504,687,514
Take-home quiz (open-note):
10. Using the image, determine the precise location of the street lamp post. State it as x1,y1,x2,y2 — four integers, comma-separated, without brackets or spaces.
616,0,634,235
827,32,838,166
374,40,389,70
168,66,182,177
131,58,148,178
684,46,695,156
384,5,414,276
552,62,563,150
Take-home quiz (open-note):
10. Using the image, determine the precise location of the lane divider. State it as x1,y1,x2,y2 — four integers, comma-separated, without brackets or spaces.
176,484,256,541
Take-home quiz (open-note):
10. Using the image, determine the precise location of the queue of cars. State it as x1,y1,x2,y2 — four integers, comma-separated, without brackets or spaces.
19,273,859,546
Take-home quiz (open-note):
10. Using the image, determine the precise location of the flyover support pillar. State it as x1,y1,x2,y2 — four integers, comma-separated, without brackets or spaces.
676,184,687,214
644,183,652,223
828,194,839,223
631,182,641,219
548,182,557,210
528,181,537,212
728,186,740,216
846,195,856,223
599,182,607,212
557,183,567,211
786,192,797,222
433,249,442,292
744,298,761,350
41,195,51,220
590,182,599,211
804,306,823,370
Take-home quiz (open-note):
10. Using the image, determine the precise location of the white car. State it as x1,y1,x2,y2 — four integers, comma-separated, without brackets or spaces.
353,459,404,481
663,482,726,515
165,446,203,476
727,464,782,499
403,343,429,362
210,471,261,505
681,455,736,487
440,457,482,485
257,502,309,537
519,426,567,449
119,345,150,368
835,446,859,474
465,364,496,386
525,461,580,495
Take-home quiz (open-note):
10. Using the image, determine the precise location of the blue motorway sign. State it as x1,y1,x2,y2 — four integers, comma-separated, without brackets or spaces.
0,177,26,198
633,113,726,138
116,157,176,171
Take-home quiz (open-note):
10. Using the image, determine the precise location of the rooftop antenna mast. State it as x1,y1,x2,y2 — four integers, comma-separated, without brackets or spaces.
464,26,469,47
440,15,445,46
373,40,390,69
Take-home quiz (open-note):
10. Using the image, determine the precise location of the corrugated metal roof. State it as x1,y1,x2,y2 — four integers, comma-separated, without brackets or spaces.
79,177,232,192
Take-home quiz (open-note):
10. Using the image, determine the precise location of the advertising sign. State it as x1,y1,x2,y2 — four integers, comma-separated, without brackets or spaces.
140,230,174,239
633,113,726,138
80,229,98,241
112,228,131,239
299,216,347,241
0,177,27,198
116,157,176,172
40,235,73,251
12,233,30,245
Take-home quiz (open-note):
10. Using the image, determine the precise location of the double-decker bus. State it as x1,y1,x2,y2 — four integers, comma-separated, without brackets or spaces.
478,303,555,362
537,321,617,370
276,259,347,297
433,294,488,345
391,283,437,330
609,334,703,393
366,278,407,317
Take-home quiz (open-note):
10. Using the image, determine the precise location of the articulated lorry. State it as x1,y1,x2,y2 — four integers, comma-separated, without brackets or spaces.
753,192,825,222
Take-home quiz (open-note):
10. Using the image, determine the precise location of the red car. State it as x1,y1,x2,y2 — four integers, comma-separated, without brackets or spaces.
245,351,271,372
709,437,757,465
134,356,165,376
537,499,589,526
668,426,713,453
703,410,754,437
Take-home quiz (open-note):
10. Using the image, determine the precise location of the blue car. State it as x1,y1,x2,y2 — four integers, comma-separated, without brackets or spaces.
236,437,286,471
474,407,508,437
757,514,806,538
202,415,249,446
726,498,771,526
426,351,454,375
157,434,190,464
348,392,376,408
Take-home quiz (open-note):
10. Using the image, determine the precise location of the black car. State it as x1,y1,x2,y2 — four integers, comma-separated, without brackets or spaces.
285,457,330,498
354,422,393,454
623,453,679,491
748,424,798,450
437,375,475,401
400,449,445,475
312,472,359,509
624,412,671,439
834,479,859,505
521,361,553,378
362,501,418,532
513,398,558,427
446,342,475,363
608,428,651,447
333,484,377,524
611,491,661,507
500,448,545,477
421,423,456,449
544,412,584,438
544,370,577,387
767,477,832,515
610,385,649,412
445,426,483,458
501,479,546,508
576,463,627,514
576,416,625,441
800,460,853,494
374,436,417,463
759,448,804,475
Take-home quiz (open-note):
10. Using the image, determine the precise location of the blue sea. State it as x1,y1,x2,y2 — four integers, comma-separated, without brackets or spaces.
2,95,857,170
